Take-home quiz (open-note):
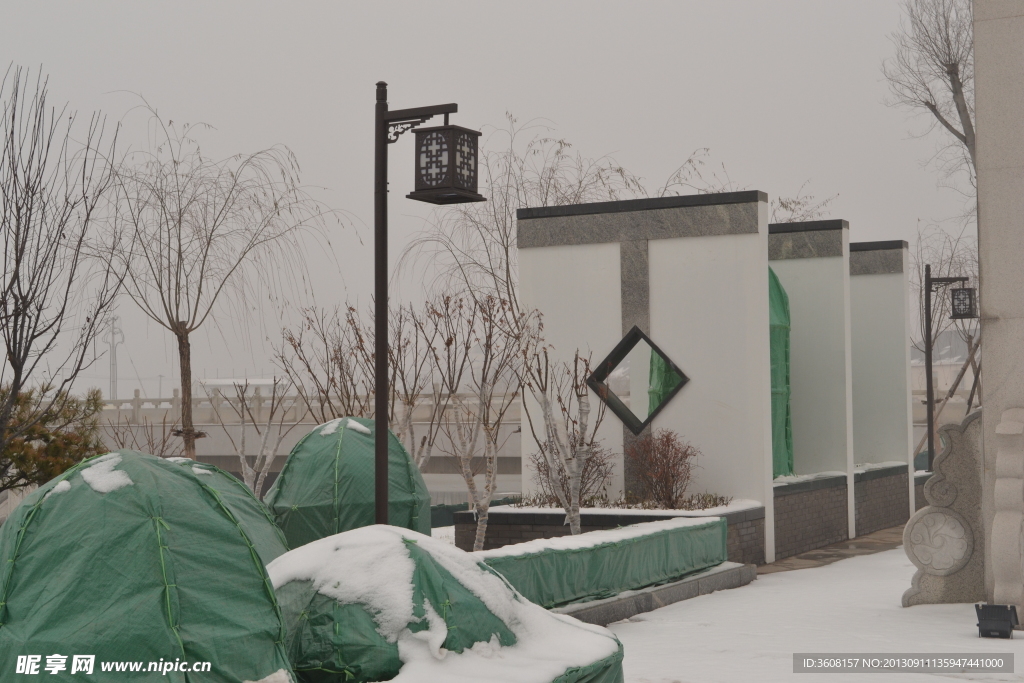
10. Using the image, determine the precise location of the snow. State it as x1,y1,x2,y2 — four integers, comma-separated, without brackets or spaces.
268,525,417,643
489,499,762,518
773,471,847,487
43,480,70,500
267,525,620,683
242,670,291,683
346,418,371,434
611,548,1024,683
853,460,909,474
432,526,456,545
166,457,189,463
476,517,721,560
318,418,343,436
192,466,212,476
80,453,133,493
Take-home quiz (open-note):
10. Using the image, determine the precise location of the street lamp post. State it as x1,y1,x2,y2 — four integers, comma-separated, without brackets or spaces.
923,264,970,472
373,82,484,525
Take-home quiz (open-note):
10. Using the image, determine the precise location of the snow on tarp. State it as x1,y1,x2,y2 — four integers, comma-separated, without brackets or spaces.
268,525,624,683
0,450,295,683
79,452,134,493
264,417,431,548
478,517,728,609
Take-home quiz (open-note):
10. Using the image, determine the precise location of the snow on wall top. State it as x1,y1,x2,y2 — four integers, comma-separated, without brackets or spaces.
487,498,762,518
475,516,722,560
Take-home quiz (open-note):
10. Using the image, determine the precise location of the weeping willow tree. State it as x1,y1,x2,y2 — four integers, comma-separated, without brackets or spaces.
109,108,327,458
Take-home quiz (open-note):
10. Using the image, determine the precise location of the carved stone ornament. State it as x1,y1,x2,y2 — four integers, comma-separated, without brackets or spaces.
906,509,972,576
903,410,985,606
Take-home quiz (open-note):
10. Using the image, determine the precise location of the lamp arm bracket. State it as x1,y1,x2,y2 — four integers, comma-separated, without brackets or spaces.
382,103,459,144
387,117,432,143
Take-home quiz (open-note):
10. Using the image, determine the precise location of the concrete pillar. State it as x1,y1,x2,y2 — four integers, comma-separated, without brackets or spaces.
974,1,1024,606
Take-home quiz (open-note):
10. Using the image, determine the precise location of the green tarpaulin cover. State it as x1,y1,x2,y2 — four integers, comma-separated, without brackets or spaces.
769,267,794,478
0,450,293,683
264,418,430,549
268,525,623,683
647,351,684,417
479,517,727,609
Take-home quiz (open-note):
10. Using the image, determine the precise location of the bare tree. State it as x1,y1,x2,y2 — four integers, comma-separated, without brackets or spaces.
109,107,325,458
204,378,307,498
0,65,121,471
403,115,647,319
521,348,607,534
770,181,838,223
883,0,975,201
103,413,183,458
277,305,374,424
424,293,523,551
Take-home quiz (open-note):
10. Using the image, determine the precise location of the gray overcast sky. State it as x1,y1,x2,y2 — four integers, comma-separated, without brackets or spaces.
2,1,968,398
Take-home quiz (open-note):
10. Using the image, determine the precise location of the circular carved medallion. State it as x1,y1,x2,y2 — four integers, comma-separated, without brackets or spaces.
905,509,973,576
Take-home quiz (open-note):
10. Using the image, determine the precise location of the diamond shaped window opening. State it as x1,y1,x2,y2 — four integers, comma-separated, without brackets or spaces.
586,326,689,435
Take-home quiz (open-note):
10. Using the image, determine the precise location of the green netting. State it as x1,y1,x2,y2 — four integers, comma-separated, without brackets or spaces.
264,417,430,549
481,518,727,609
270,526,624,683
769,267,794,478
0,450,293,683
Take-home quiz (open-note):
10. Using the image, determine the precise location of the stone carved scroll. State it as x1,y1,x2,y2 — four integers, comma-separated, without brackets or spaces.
991,409,1024,608
903,410,984,606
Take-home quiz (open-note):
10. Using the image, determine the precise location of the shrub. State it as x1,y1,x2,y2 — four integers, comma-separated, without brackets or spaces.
625,429,700,509
529,440,615,508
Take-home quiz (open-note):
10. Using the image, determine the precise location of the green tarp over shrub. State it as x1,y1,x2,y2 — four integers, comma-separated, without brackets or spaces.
769,267,794,478
264,417,430,549
0,450,293,683
479,518,727,609
268,525,624,683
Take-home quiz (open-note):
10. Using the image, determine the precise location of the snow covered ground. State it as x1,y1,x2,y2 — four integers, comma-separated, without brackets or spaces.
610,548,1024,682
432,526,455,545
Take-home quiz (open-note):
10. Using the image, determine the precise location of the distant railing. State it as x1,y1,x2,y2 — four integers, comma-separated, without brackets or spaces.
100,389,523,426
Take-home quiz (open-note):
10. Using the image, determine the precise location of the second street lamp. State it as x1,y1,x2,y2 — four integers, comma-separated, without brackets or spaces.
373,82,484,525
922,264,972,472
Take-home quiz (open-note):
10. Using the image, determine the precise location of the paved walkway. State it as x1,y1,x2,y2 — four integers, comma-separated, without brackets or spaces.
757,524,905,574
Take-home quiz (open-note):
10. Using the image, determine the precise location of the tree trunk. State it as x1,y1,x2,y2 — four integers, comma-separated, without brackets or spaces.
176,330,197,459
473,502,489,552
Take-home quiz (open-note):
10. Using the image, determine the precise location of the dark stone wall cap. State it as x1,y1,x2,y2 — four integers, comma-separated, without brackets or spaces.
773,474,847,496
768,219,849,234
854,463,909,483
850,240,909,252
516,190,767,220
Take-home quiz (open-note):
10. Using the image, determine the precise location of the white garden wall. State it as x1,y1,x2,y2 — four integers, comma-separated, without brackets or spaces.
768,220,855,536
849,241,914,515
517,192,775,561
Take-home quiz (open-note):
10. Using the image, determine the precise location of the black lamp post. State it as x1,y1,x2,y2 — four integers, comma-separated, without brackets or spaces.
373,82,484,525
922,264,972,471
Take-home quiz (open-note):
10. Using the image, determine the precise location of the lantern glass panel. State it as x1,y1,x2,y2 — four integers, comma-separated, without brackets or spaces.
587,326,689,435
419,131,449,187
454,132,476,187
950,287,977,319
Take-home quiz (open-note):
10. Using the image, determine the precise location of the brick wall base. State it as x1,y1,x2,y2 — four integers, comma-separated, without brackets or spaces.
855,468,909,535
453,471,910,567
773,476,848,561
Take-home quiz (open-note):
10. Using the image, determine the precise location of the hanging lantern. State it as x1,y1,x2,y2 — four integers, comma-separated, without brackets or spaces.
406,125,485,205
950,287,978,319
